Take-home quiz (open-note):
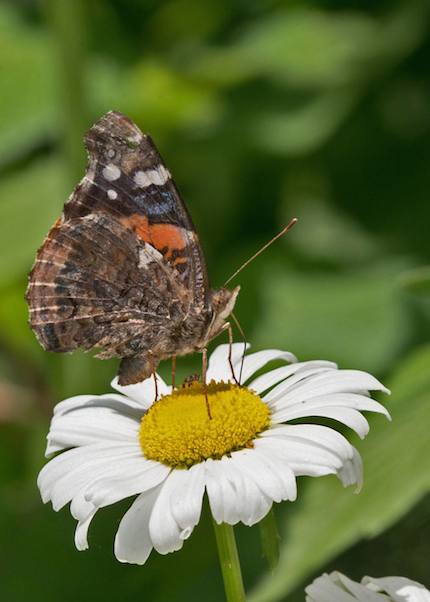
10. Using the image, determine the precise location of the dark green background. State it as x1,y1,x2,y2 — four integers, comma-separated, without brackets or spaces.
0,1,429,600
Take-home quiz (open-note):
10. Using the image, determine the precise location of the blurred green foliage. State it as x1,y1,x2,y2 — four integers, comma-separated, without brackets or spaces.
0,0,429,600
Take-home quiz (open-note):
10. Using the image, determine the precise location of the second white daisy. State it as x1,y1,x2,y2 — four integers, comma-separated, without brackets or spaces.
38,343,390,564
306,571,430,601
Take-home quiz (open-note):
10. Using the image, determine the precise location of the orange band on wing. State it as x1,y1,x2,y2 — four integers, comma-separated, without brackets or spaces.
120,215,187,258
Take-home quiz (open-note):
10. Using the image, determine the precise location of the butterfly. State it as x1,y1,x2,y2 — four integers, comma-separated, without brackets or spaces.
26,111,240,385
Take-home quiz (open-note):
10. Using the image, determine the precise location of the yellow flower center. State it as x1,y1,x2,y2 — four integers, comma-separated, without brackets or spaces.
139,382,270,468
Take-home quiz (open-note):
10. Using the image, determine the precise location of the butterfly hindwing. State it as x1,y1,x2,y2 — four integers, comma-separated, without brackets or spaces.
28,212,198,377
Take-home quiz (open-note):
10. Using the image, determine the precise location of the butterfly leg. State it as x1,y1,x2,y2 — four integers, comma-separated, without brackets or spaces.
171,356,177,390
153,372,159,401
146,350,158,402
202,347,212,420
227,323,240,385
231,312,247,385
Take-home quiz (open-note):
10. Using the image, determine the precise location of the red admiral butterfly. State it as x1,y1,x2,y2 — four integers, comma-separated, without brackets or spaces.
26,111,239,385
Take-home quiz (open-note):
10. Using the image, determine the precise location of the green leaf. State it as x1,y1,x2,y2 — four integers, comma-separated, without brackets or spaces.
0,6,57,162
251,91,357,156
253,261,411,374
194,5,428,89
0,157,68,286
283,196,379,263
122,59,222,134
0,283,46,366
400,266,430,296
250,345,430,601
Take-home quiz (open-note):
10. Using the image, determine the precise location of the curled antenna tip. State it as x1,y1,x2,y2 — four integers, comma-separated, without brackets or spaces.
223,217,299,287
283,217,298,230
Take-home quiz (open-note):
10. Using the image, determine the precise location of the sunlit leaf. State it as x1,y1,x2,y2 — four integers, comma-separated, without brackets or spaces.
253,261,411,373
0,6,57,163
251,91,356,156
400,266,430,295
0,157,67,286
193,5,427,89
123,60,222,134
283,196,380,263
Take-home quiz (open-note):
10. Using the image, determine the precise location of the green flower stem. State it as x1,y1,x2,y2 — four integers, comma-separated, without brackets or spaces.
259,509,280,571
213,520,246,602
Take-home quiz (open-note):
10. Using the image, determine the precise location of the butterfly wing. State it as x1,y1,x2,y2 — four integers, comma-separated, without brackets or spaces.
27,212,190,353
26,112,212,383
65,111,210,308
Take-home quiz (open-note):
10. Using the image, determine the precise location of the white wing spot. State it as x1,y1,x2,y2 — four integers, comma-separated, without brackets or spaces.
103,163,121,181
134,165,170,188
138,244,163,268
127,133,142,145
107,149,115,159
107,189,118,200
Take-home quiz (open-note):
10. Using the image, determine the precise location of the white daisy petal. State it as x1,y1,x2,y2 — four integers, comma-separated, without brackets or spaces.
148,468,205,554
206,343,250,382
53,393,144,416
169,463,206,532
49,451,144,511
256,433,344,473
111,373,170,409
115,485,163,564
306,572,370,601
256,425,362,487
263,424,354,462
74,505,98,551
70,493,98,551
208,459,243,524
263,365,338,404
363,576,430,602
206,457,272,526
70,492,95,522
230,448,297,503
38,442,139,504
84,460,170,508
205,458,239,524
273,404,371,438
339,448,363,492
306,572,430,602
220,455,273,525
238,348,297,384
46,405,140,456
269,369,389,406
249,360,337,395
270,391,389,417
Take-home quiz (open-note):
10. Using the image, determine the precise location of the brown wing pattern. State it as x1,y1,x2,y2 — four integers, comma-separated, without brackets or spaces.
64,111,210,308
25,111,224,385
26,213,190,359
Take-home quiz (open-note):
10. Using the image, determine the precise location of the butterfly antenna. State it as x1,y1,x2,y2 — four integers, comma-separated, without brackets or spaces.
231,312,247,385
223,218,298,287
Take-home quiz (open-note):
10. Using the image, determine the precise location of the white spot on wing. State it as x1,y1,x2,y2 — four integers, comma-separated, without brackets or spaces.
103,163,121,181
107,189,118,200
107,149,115,159
127,133,142,145
138,244,163,268
134,165,170,188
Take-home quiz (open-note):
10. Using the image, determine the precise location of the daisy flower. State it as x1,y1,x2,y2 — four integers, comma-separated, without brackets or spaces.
306,571,430,601
38,343,389,564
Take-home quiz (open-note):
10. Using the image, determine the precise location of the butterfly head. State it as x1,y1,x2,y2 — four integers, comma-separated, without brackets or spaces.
206,285,240,342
